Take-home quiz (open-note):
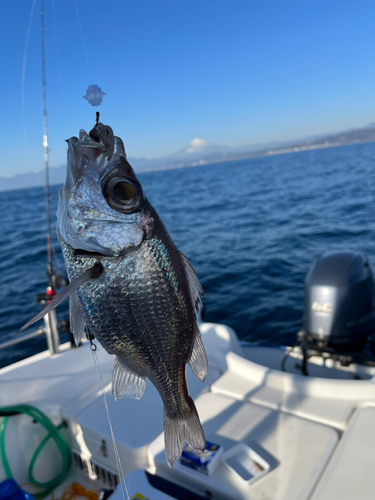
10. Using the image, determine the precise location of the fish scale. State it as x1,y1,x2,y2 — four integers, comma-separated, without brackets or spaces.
61,233,193,413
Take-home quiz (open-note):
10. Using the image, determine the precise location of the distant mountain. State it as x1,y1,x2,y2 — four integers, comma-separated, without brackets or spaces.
294,125,375,149
1,124,375,192
0,165,68,192
132,124,375,170
169,138,232,161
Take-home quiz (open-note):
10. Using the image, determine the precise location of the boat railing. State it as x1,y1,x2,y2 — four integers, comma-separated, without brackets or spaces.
0,311,61,357
0,328,46,350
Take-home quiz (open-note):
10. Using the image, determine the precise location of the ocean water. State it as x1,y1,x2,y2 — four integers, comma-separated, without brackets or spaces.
1,141,375,368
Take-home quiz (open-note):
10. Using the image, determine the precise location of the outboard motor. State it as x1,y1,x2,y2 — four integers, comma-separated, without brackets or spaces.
296,250,375,374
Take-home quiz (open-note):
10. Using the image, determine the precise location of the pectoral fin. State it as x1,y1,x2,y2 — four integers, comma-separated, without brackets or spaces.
112,357,146,401
188,323,208,381
180,252,204,311
20,262,103,331
70,292,86,346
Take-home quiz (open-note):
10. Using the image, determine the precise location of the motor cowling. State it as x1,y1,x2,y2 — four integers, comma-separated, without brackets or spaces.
302,250,375,348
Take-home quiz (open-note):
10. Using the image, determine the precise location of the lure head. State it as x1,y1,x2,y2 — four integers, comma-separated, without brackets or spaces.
57,123,152,257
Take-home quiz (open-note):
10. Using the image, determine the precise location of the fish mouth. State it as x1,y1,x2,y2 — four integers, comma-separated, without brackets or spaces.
72,239,144,259
74,213,126,224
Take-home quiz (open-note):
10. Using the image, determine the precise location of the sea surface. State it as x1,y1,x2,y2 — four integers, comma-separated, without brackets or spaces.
1,142,375,368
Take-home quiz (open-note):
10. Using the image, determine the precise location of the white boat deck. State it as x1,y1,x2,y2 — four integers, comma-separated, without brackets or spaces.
148,392,338,500
1,322,375,499
0,341,112,410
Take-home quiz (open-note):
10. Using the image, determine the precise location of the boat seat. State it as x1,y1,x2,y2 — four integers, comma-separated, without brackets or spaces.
311,407,375,499
209,352,373,430
148,392,338,500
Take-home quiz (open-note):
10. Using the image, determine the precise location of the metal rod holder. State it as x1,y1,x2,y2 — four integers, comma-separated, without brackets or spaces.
44,310,60,355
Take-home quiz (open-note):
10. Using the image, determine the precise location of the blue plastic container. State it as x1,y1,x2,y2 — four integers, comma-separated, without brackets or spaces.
0,479,35,500
180,440,223,475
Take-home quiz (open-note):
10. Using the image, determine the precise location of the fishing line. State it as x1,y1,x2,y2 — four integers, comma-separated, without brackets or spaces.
73,0,93,83
90,343,130,500
52,0,65,128
52,0,63,97
21,0,37,154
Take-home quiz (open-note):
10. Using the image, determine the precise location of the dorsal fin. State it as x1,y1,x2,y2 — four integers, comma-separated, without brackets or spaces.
180,252,204,311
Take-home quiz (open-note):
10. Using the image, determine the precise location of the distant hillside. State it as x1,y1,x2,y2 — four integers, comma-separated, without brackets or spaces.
197,124,375,163
1,124,375,192
278,125,375,152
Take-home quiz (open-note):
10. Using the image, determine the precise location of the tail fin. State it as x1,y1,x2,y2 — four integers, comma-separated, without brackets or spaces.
163,398,206,468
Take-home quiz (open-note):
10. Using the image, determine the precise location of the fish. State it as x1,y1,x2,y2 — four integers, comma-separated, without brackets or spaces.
22,122,208,467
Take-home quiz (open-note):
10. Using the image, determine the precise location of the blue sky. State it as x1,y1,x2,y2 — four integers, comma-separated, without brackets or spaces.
1,0,375,176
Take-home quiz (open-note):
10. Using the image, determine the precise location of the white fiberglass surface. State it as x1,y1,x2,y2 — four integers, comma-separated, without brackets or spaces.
241,344,375,379
149,392,338,500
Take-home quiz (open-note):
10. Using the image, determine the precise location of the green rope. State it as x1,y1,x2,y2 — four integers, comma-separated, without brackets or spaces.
0,405,72,498
0,417,11,479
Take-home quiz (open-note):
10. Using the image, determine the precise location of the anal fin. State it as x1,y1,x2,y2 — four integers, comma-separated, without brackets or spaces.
69,292,86,346
188,323,208,381
112,357,146,401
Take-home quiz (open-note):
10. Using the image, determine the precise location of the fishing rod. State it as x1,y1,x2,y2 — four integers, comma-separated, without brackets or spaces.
41,0,53,287
37,0,61,354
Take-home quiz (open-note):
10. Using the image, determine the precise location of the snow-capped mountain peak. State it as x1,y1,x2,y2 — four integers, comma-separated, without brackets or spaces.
170,138,232,161
185,138,210,153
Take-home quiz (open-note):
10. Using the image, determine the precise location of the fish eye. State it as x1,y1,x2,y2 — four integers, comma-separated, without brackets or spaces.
103,177,144,213
113,181,136,201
